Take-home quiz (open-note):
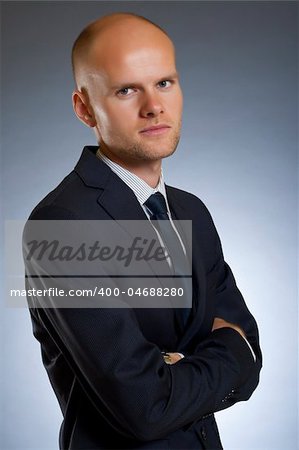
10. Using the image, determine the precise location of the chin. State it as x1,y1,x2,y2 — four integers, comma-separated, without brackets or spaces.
139,148,177,161
158,148,177,159
142,139,180,160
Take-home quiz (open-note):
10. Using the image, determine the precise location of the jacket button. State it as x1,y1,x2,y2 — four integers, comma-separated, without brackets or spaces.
200,427,207,440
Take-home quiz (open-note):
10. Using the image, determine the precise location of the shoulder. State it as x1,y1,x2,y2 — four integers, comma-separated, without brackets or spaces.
27,147,117,221
28,169,102,220
28,171,78,220
166,185,214,221
166,185,205,204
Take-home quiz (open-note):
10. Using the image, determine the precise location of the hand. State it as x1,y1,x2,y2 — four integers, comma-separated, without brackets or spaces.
162,352,184,365
212,317,246,339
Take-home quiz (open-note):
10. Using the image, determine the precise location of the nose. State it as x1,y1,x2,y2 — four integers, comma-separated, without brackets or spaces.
139,91,164,118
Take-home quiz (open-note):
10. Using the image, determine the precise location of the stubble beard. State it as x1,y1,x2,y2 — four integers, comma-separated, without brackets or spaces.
115,124,182,163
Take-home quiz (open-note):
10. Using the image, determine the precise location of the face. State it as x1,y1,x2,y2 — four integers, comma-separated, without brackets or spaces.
75,24,183,167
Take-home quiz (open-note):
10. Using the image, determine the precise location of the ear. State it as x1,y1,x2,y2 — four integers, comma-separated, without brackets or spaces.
72,90,97,128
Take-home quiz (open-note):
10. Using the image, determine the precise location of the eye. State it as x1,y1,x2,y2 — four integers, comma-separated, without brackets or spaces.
158,80,172,89
116,87,134,97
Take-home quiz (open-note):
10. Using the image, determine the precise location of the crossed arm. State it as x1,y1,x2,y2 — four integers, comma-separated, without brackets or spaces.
29,300,259,442
165,317,247,364
24,205,262,442
26,254,261,442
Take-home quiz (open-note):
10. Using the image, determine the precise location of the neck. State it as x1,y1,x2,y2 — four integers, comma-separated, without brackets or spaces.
99,147,162,188
128,162,161,188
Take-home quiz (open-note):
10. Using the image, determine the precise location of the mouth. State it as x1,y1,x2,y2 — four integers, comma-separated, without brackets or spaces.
139,124,171,136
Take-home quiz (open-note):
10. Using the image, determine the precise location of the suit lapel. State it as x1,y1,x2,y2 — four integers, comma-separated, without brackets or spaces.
75,146,173,280
166,186,209,350
75,146,147,221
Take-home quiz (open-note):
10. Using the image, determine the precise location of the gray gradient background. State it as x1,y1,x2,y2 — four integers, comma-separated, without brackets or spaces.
1,1,298,449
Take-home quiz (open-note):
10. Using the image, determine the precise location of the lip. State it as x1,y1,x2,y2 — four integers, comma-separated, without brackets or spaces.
139,124,171,136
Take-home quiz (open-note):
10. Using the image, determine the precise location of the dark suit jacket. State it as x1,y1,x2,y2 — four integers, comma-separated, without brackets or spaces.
24,146,262,450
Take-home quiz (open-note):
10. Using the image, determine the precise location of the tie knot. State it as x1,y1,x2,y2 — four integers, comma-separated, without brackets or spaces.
144,192,168,220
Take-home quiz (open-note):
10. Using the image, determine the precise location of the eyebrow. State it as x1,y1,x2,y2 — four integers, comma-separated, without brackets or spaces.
110,72,179,91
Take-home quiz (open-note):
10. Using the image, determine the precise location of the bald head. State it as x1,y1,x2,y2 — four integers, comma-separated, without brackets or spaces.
71,12,182,174
71,13,173,88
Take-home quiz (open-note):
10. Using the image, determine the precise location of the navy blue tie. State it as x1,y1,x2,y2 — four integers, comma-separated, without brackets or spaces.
144,192,191,327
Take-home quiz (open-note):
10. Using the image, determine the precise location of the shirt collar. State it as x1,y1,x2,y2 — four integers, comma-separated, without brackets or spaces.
96,148,168,207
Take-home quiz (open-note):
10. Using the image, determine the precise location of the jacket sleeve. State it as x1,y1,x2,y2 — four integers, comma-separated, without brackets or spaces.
27,290,257,442
23,205,261,442
185,197,262,412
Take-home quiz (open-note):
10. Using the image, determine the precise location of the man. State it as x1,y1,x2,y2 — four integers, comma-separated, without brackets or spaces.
24,13,262,450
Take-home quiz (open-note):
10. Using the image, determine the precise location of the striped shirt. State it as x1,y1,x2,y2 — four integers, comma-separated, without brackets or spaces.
96,147,186,254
